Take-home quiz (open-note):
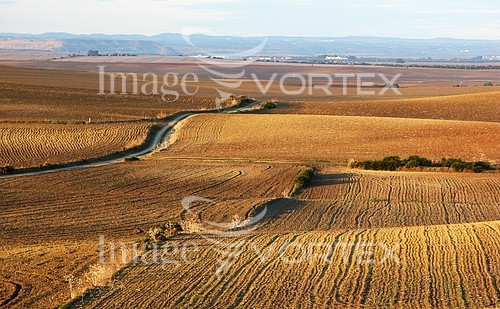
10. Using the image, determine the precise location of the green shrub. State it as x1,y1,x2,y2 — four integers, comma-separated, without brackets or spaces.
382,156,403,171
441,158,491,173
471,161,491,173
226,95,254,107
404,155,433,168
351,156,493,173
0,165,15,174
441,158,465,168
451,161,466,172
160,221,182,233
294,168,314,187
355,156,404,171
261,101,278,109
404,159,421,168
291,168,315,195
124,156,140,162
239,96,253,105
484,81,494,86
144,221,182,245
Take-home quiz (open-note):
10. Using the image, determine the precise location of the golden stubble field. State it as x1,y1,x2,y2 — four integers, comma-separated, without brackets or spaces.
0,81,215,123
0,159,304,307
0,123,153,168
64,166,500,309
164,114,500,163
1,63,500,308
264,91,500,122
2,63,500,105
85,222,500,308
2,157,500,308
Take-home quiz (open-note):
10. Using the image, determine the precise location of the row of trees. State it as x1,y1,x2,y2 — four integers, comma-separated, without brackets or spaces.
350,156,492,173
87,50,100,56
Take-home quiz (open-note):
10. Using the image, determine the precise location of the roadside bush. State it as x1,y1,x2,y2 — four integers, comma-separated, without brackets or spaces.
160,221,182,235
261,101,278,109
144,221,182,245
484,81,494,86
239,96,254,105
291,168,315,195
226,95,254,107
0,165,15,174
124,156,140,162
294,168,315,187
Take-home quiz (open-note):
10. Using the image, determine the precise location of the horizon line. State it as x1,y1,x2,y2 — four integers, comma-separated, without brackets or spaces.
1,31,500,41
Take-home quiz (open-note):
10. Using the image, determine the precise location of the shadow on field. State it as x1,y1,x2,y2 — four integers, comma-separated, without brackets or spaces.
248,198,305,226
309,173,353,187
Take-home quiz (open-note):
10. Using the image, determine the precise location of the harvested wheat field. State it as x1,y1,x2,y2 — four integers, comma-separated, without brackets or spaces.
0,160,303,307
2,157,499,308
2,64,499,106
164,114,500,163
0,160,300,242
82,222,500,309
0,81,216,122
0,123,154,168
1,60,500,309
264,91,500,122
0,241,102,308
55,165,499,309
263,168,500,231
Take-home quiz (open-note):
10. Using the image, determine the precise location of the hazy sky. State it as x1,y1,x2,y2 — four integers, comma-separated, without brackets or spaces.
1,0,499,39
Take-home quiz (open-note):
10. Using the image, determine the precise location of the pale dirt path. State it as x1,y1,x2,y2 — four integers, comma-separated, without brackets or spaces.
0,99,262,179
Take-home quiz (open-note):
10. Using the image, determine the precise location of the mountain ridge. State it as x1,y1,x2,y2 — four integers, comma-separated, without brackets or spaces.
1,32,499,58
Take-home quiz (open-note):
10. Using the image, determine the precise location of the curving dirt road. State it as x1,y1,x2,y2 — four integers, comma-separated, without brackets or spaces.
0,100,261,179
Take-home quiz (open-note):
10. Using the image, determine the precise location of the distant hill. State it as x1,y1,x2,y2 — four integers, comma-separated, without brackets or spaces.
0,37,174,55
0,32,499,58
